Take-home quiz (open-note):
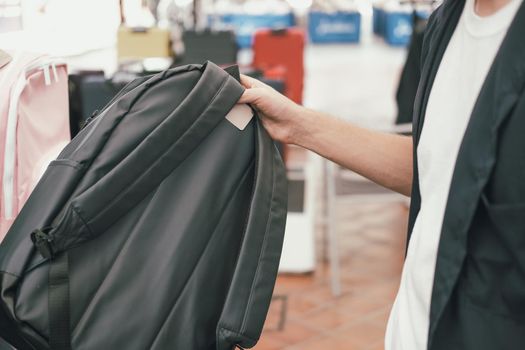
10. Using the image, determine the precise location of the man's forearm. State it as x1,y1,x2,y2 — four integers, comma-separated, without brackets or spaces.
291,108,413,196
238,74,413,195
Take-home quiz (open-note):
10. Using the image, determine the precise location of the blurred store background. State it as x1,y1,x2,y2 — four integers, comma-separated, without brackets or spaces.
0,0,439,348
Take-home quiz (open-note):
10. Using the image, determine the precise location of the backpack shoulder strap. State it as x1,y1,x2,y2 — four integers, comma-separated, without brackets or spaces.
48,252,71,350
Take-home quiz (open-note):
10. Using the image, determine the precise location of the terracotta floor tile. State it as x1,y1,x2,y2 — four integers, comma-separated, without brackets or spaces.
259,198,407,349
367,308,392,333
264,317,281,331
268,320,319,345
367,340,386,350
367,281,400,303
330,321,386,348
265,307,284,330
273,274,320,294
285,335,361,350
286,295,322,318
253,335,287,350
297,305,360,331
302,285,353,304
341,271,379,288
335,293,390,316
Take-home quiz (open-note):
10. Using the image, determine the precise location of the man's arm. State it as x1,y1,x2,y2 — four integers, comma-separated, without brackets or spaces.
239,75,413,196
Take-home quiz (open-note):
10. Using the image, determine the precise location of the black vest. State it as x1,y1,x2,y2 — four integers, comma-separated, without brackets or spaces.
408,1,525,349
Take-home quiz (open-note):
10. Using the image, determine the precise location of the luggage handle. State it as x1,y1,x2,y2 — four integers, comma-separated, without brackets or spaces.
129,26,149,33
224,65,241,83
270,28,288,36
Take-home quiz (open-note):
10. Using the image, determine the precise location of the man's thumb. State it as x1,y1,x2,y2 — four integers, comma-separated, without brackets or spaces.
238,88,260,104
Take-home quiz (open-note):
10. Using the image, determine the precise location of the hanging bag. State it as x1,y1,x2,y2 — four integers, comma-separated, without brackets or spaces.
0,52,70,242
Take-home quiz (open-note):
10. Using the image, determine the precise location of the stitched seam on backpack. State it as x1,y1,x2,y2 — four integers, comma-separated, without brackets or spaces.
0,270,20,278
218,326,258,344
48,159,83,170
240,154,276,335
71,204,95,238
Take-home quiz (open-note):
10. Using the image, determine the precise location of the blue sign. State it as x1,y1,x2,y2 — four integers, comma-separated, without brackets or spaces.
384,11,413,46
212,13,295,48
308,11,361,44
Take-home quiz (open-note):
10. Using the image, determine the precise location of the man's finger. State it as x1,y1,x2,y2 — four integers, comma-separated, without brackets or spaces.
240,74,265,89
238,88,259,104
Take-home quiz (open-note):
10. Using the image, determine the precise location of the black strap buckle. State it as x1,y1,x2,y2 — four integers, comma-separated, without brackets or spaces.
31,228,55,259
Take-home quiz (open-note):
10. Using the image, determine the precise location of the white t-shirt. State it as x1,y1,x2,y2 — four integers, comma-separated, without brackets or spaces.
385,0,523,349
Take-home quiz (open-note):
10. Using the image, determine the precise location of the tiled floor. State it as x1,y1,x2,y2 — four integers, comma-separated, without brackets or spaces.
254,201,408,350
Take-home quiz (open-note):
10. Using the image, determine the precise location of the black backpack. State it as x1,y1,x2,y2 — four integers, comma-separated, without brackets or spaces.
0,62,287,350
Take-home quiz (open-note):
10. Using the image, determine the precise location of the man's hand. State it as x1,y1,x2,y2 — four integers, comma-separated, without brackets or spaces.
239,75,303,144
238,75,413,196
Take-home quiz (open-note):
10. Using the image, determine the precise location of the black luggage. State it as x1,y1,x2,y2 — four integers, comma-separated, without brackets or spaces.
177,30,238,66
242,68,286,94
68,63,169,138
0,62,287,350
68,72,129,137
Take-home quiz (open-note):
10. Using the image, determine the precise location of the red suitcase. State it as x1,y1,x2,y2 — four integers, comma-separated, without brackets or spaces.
252,28,305,104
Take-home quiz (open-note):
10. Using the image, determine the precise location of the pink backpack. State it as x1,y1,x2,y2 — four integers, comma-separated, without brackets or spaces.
0,52,70,241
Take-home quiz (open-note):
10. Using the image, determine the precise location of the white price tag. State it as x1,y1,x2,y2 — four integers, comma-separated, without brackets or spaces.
225,104,254,131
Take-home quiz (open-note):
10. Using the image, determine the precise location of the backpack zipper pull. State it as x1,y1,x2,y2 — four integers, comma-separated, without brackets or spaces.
82,110,100,130
31,228,55,259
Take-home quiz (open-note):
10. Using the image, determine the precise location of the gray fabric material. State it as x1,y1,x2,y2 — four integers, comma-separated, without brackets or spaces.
0,62,287,350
